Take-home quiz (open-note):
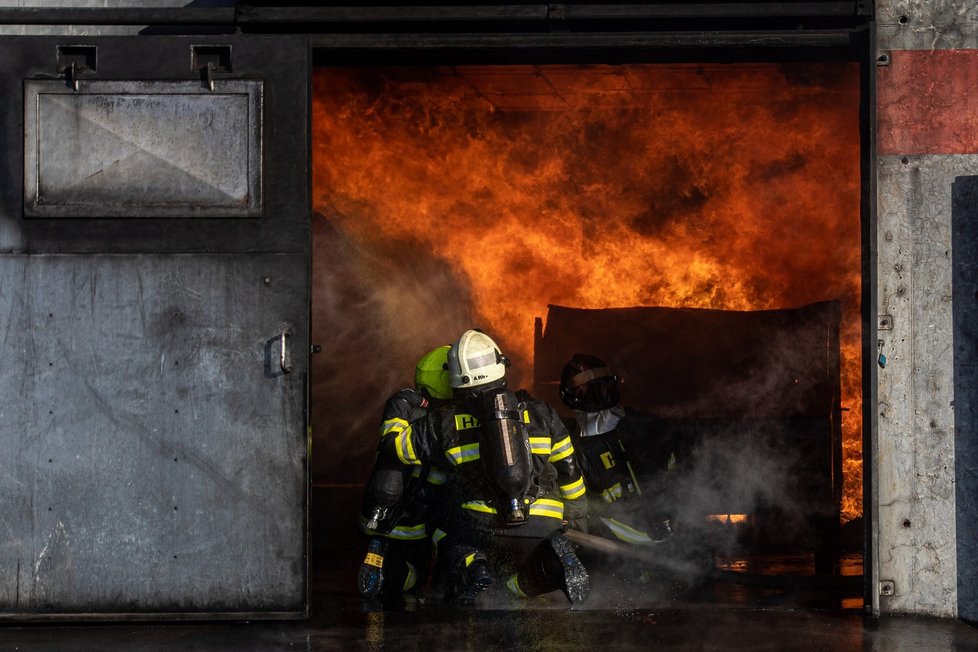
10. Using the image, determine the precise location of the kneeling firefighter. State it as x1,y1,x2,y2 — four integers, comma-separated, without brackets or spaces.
357,345,454,604
559,353,677,546
382,329,590,605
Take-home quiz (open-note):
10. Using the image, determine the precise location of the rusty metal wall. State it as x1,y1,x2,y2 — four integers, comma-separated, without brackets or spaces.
0,35,310,618
876,0,978,619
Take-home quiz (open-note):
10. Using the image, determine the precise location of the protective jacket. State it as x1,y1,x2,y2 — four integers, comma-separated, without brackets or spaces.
384,389,586,526
569,406,676,545
382,388,590,603
361,389,448,541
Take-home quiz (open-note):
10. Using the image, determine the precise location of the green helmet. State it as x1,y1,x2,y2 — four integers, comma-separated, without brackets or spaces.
415,345,452,400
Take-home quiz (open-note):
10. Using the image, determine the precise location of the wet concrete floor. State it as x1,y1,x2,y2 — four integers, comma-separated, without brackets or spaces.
2,580,978,651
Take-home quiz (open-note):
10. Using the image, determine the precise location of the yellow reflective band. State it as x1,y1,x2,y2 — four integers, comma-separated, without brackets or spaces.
432,529,447,546
445,442,480,466
549,436,574,463
600,516,654,545
454,413,480,430
600,451,616,469
528,498,564,519
461,500,497,514
464,553,478,567
560,476,587,500
426,468,448,485
403,562,418,591
363,553,384,568
381,417,409,438
602,482,623,503
395,427,420,465
522,410,530,423
387,523,427,540
529,437,551,455
506,574,526,597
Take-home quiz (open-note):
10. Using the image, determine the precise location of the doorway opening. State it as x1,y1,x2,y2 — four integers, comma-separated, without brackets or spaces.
309,60,864,609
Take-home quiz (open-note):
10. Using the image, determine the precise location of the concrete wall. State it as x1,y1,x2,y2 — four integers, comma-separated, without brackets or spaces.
876,1,978,618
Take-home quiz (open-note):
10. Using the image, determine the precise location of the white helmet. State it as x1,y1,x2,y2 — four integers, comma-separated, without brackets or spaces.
448,329,509,390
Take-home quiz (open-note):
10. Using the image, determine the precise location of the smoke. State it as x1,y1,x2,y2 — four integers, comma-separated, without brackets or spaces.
569,419,835,610
310,211,478,484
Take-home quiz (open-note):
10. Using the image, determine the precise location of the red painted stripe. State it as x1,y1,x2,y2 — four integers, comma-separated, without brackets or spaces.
878,49,978,155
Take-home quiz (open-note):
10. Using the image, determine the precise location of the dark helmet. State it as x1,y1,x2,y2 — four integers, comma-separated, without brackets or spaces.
559,353,620,412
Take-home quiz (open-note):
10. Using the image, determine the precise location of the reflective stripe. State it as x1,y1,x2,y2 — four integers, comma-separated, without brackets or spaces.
382,417,409,438
462,498,564,519
395,426,421,466
461,500,497,514
464,553,478,567
445,442,480,466
529,437,551,456
521,410,530,423
454,413,481,430
426,468,448,485
528,498,563,520
549,436,574,463
432,528,447,547
506,574,526,597
409,466,448,485
560,476,587,500
403,562,418,591
387,522,427,541
599,516,654,545
602,482,623,503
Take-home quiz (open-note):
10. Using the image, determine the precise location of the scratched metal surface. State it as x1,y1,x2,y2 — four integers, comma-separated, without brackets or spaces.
876,155,978,617
23,80,263,218
877,0,978,51
952,175,978,623
0,253,307,615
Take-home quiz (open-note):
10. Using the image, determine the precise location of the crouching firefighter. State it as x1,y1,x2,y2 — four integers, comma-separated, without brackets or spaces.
559,353,677,547
357,345,454,605
383,329,591,605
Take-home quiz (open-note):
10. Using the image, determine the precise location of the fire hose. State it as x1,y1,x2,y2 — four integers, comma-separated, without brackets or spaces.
563,527,706,577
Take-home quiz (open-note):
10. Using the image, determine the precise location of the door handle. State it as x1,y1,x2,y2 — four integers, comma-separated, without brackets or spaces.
280,330,293,374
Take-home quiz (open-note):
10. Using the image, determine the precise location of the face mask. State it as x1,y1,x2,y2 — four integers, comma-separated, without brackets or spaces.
576,406,626,437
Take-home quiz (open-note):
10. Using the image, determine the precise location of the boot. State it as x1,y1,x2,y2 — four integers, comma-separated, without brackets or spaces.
542,532,590,604
357,537,389,599
445,551,492,605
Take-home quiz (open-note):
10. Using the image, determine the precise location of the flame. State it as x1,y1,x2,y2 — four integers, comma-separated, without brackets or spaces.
707,514,750,525
312,63,863,521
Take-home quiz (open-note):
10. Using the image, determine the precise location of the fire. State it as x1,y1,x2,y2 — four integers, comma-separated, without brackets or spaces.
707,514,750,525
312,63,863,521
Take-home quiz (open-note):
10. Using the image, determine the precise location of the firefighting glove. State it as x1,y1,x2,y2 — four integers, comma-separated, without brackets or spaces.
391,388,428,411
562,496,589,533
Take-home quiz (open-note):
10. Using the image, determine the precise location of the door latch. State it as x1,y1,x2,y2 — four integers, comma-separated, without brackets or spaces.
280,330,293,374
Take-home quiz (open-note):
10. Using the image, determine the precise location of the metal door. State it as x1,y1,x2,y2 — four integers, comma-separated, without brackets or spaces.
0,35,309,619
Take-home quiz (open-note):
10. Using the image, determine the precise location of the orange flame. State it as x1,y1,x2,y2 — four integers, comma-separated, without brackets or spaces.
313,63,863,521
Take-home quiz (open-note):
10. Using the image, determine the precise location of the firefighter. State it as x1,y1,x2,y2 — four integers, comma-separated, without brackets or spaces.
382,329,591,605
559,353,676,546
357,345,454,605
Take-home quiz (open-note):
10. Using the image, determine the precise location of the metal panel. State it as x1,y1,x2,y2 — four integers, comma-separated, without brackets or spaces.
0,253,306,617
877,0,978,51
877,154,973,617
24,80,262,218
953,175,978,623
877,50,978,156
